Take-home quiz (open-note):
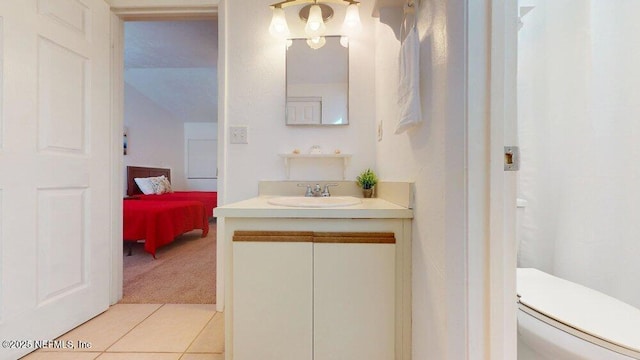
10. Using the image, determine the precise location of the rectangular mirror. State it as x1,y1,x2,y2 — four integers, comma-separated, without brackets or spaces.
286,36,349,126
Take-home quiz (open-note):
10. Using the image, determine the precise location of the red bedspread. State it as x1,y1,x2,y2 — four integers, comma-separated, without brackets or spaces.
131,191,217,218
123,199,209,257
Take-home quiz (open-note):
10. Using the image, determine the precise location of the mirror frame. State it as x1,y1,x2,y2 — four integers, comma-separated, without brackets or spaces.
285,36,349,126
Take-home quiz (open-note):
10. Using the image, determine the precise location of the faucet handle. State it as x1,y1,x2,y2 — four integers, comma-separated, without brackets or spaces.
321,183,339,197
297,183,313,197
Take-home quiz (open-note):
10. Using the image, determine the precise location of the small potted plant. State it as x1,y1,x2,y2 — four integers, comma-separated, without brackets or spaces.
356,168,378,198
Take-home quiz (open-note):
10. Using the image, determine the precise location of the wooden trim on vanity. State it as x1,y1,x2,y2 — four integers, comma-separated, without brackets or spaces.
232,231,314,242
314,232,396,244
232,231,396,244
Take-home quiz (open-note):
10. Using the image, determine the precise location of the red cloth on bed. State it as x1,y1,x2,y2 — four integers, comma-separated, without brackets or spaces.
123,199,209,257
131,191,217,218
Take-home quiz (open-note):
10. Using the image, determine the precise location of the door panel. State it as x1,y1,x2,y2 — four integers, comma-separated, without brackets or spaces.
37,188,87,303
38,0,90,35
0,0,112,359
38,37,88,153
314,243,396,360
233,241,313,360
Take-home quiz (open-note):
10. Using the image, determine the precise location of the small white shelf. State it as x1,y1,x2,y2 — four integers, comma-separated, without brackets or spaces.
278,153,352,180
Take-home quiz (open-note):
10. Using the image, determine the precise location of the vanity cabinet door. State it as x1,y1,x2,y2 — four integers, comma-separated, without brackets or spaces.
313,242,396,360
233,240,313,360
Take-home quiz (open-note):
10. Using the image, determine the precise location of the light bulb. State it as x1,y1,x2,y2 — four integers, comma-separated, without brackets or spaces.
342,3,362,35
306,36,326,50
305,4,326,37
269,7,290,39
340,36,349,48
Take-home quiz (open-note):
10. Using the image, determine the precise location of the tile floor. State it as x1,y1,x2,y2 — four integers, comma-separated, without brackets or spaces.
21,304,224,360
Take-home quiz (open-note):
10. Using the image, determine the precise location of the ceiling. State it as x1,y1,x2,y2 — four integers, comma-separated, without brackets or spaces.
124,20,218,123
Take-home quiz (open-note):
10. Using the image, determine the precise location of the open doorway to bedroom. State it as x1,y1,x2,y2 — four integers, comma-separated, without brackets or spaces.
121,19,219,305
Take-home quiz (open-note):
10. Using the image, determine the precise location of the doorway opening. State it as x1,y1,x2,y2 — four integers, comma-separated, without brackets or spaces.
515,2,640,358
119,18,219,305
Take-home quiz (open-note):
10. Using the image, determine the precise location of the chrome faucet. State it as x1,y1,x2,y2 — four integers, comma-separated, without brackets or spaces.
298,183,338,197
297,183,316,197
321,183,338,197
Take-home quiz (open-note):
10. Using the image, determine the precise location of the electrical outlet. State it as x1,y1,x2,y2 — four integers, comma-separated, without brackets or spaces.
230,126,248,144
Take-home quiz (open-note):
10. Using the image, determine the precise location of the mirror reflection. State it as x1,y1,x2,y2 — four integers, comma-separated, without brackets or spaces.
286,36,348,125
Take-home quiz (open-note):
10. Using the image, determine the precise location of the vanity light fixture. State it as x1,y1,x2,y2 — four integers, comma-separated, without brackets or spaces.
269,0,361,49
342,2,362,33
269,6,290,38
304,3,326,38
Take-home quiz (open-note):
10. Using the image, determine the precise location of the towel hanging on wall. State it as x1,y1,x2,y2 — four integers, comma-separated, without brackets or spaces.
395,2,422,134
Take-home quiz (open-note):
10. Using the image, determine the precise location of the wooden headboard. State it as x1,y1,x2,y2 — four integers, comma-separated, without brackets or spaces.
126,166,171,196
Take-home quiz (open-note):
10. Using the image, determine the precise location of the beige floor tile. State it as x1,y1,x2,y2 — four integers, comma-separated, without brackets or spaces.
38,304,162,352
187,312,224,353
96,353,181,360
107,304,216,353
20,351,101,360
180,354,224,360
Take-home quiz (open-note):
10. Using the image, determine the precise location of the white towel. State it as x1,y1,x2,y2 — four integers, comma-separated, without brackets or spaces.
396,24,422,134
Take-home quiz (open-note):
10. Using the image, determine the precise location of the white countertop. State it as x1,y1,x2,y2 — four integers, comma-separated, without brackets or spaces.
214,196,413,219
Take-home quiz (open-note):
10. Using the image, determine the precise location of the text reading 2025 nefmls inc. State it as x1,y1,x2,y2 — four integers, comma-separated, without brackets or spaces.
2,340,92,350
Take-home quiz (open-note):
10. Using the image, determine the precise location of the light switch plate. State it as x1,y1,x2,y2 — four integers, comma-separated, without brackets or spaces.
377,121,383,141
230,126,248,144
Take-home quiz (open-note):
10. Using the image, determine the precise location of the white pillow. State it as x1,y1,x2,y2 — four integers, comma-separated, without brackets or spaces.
150,175,173,194
134,177,156,195
161,176,173,193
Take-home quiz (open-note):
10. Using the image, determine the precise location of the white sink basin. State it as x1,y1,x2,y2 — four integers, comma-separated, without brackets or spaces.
267,196,362,208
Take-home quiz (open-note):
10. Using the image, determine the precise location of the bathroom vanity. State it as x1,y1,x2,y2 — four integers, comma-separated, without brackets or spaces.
215,185,413,360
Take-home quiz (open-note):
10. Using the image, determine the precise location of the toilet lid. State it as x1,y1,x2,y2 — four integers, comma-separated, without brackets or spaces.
517,268,640,354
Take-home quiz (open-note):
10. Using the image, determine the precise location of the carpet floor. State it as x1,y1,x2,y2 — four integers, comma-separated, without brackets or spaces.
120,221,216,304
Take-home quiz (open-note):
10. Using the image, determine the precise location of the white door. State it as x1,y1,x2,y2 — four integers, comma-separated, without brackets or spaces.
0,0,112,359
488,0,519,358
233,241,313,360
286,97,322,125
313,243,395,360
184,122,218,191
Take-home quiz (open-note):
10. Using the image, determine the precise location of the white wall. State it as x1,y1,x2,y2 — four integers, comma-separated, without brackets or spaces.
518,0,640,308
221,0,377,204
124,86,219,193
375,2,468,359
123,82,187,192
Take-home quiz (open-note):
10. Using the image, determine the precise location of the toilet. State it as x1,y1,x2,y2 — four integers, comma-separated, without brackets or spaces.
516,199,640,359
517,268,640,359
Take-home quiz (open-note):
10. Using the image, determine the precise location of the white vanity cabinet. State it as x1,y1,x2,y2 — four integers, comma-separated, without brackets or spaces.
216,196,413,360
232,232,397,360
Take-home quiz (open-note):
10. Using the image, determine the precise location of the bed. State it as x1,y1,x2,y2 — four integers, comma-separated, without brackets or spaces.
123,166,217,257
126,166,217,217
123,199,209,257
